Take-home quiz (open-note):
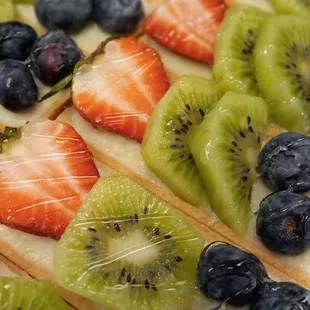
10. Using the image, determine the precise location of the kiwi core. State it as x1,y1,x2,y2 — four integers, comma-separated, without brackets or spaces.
244,146,259,170
108,230,160,265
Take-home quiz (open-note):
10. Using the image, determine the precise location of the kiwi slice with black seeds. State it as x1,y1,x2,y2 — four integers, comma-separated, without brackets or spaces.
55,175,204,310
271,0,310,17
0,277,70,309
213,6,269,96
141,75,223,207
254,15,310,133
190,92,268,234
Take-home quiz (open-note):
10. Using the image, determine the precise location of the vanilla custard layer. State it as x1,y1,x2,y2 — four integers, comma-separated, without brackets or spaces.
0,1,301,308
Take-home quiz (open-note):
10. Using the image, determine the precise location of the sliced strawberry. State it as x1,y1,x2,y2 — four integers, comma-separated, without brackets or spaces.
143,0,227,63
0,120,99,239
72,37,170,142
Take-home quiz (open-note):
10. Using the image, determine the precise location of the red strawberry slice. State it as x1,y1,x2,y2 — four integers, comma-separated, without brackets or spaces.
72,37,170,142
143,0,227,63
0,120,99,239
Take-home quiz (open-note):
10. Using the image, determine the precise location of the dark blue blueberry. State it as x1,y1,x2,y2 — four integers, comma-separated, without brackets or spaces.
257,191,310,255
28,30,83,86
197,242,267,306
93,0,144,34
250,282,310,310
259,132,310,192
0,22,37,61
0,60,38,112
35,0,92,32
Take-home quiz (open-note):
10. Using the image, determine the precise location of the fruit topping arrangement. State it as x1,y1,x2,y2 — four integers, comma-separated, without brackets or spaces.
0,120,99,239
2,0,310,308
254,15,310,133
0,0,147,114
0,22,82,111
3,172,310,309
214,5,310,133
197,242,310,309
33,0,310,242
139,1,310,237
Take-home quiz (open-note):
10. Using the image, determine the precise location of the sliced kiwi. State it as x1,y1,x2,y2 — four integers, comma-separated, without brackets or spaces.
271,0,310,17
0,277,69,309
141,75,223,207
190,92,268,234
0,0,14,22
213,6,269,96
254,15,310,133
55,174,204,310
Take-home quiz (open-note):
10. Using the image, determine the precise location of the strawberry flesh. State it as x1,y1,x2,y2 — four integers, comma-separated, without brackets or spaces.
143,0,227,63
72,37,170,142
0,120,99,239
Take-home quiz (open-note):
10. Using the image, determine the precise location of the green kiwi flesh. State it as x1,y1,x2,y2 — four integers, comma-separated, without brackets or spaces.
0,277,69,309
254,15,310,133
0,0,14,22
271,0,310,18
55,175,205,310
190,92,268,234
213,6,269,96
141,75,223,207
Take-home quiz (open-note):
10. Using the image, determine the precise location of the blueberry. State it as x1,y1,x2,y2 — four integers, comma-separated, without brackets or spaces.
259,132,310,192
0,21,37,61
28,30,83,86
197,242,267,306
257,191,310,255
250,282,310,310
93,0,144,34
0,60,38,112
35,0,92,32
